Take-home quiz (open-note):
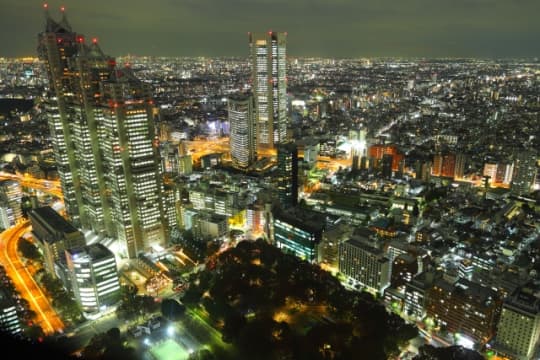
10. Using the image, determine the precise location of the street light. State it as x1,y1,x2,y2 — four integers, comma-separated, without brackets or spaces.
167,325,175,337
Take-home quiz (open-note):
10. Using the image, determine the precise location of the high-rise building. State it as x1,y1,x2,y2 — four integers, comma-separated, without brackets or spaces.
249,31,287,151
381,154,393,179
495,286,540,360
273,207,325,263
339,239,391,295
404,271,441,321
426,278,501,344
276,142,298,206
65,243,120,316
38,8,167,258
229,94,256,170
511,150,537,196
29,206,86,278
368,144,403,172
37,8,85,227
178,155,193,175
454,153,466,179
100,68,167,257
0,180,23,228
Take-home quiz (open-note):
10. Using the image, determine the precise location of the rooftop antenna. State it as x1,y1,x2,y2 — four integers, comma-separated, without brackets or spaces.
43,3,50,19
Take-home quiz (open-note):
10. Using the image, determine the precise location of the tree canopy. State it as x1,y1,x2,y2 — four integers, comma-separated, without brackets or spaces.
183,239,417,359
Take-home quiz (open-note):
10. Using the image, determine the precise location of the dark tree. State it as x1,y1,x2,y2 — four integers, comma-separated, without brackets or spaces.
161,298,186,321
18,237,41,261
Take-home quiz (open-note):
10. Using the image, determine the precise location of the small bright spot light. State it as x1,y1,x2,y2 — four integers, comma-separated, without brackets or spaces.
455,333,474,349
188,349,194,354
143,338,151,346
167,326,175,336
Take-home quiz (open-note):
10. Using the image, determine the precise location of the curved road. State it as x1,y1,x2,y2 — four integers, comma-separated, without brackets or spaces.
186,138,350,172
0,221,64,335
0,171,63,199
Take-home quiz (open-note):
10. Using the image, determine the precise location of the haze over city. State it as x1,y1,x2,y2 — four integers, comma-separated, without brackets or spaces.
1,0,540,58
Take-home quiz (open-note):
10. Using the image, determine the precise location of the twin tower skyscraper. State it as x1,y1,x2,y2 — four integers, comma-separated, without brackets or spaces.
230,32,288,170
38,6,167,259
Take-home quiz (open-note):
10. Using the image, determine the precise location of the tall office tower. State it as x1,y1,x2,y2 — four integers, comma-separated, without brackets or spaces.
65,243,120,316
37,7,84,227
511,150,537,196
0,180,23,228
249,31,287,151
276,142,298,206
38,8,167,258
229,94,256,170
495,286,540,360
100,69,167,257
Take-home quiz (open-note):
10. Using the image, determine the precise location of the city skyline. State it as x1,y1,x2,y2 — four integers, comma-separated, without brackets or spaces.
0,2,539,359
0,0,539,59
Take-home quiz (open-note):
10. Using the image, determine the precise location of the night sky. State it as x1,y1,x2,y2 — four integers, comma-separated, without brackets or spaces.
1,0,539,58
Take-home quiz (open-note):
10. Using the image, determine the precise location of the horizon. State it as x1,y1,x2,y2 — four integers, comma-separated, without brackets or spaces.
1,0,539,59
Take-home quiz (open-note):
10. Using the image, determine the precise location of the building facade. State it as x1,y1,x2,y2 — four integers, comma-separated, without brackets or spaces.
0,289,21,336
29,206,86,278
276,142,298,206
511,150,537,196
65,243,120,316
229,94,256,170
273,207,325,263
338,239,391,295
425,278,501,344
0,180,23,229
38,10,167,258
249,31,287,151
495,286,540,360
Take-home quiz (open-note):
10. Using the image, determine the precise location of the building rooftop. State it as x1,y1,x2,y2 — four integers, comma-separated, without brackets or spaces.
344,238,385,257
66,243,114,261
30,206,78,234
504,285,540,315
274,206,326,234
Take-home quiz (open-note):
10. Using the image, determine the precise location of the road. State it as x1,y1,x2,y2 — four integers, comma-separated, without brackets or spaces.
186,137,351,173
0,171,63,199
0,221,64,335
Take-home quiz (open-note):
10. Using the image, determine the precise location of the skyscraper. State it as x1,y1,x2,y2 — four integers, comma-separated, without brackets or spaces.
249,31,287,151
511,150,537,196
0,180,23,228
38,7,167,258
65,243,120,316
228,94,256,170
276,142,298,206
37,7,86,228
100,68,167,257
